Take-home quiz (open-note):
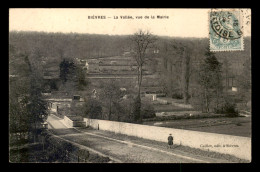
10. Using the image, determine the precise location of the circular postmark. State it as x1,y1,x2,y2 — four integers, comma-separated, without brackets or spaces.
210,11,243,40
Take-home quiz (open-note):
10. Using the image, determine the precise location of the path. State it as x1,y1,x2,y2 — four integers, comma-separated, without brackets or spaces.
46,114,235,163
46,113,68,129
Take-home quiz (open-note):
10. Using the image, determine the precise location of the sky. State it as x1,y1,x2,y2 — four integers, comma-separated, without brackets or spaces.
9,8,251,38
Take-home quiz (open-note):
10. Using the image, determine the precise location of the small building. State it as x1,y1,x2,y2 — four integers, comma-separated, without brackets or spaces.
232,87,238,92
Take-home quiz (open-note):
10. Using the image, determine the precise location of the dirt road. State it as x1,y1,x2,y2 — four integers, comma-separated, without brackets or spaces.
46,114,241,163
47,113,68,129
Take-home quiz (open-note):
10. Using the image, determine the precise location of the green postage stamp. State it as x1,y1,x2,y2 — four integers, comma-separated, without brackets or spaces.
209,9,244,51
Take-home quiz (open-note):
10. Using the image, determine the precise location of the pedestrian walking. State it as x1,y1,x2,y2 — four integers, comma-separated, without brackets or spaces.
168,134,173,149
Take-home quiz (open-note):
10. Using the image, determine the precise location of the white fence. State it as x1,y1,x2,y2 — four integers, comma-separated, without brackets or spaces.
83,118,251,161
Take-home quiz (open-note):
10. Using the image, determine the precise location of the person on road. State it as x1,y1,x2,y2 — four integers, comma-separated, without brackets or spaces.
168,134,173,149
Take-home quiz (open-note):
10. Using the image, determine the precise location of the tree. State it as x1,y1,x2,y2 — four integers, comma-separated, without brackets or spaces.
130,30,157,122
99,80,124,120
132,96,142,122
113,102,125,122
82,98,102,119
158,40,194,103
182,49,192,104
50,80,58,90
59,59,76,83
25,50,48,142
9,49,48,144
240,57,251,90
141,102,156,119
59,59,88,92
74,66,88,91
196,49,223,113
9,85,30,148
26,71,48,142
9,50,31,147
170,41,193,104
222,57,232,92
237,56,251,111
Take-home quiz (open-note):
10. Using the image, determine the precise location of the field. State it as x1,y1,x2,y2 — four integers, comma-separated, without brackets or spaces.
152,104,194,112
143,116,251,137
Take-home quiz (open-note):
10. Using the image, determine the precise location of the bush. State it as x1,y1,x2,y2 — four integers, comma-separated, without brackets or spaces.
141,104,156,119
50,80,58,90
142,113,225,122
44,137,71,162
171,92,183,99
82,98,103,119
77,149,90,162
214,101,239,117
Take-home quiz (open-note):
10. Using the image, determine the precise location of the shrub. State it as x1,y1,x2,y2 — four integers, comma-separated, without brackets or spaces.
141,104,156,119
50,80,58,90
171,92,183,99
77,149,90,162
43,133,79,162
82,98,103,119
214,101,239,117
44,137,68,162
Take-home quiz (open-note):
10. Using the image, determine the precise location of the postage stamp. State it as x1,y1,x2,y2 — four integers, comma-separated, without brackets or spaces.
209,9,244,51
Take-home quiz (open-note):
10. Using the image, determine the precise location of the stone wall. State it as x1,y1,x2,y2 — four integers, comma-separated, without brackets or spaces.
83,118,251,161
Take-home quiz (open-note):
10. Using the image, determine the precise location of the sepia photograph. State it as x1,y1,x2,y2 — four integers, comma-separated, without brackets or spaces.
9,8,251,163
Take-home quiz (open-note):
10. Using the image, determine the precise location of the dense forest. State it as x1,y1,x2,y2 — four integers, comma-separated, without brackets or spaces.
9,31,251,114
9,31,251,76
9,31,131,60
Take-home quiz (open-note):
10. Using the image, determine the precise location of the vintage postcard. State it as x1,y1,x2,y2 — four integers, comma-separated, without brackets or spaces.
9,8,251,163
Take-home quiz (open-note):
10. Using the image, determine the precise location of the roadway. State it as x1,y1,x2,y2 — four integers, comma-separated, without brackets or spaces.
46,114,234,163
